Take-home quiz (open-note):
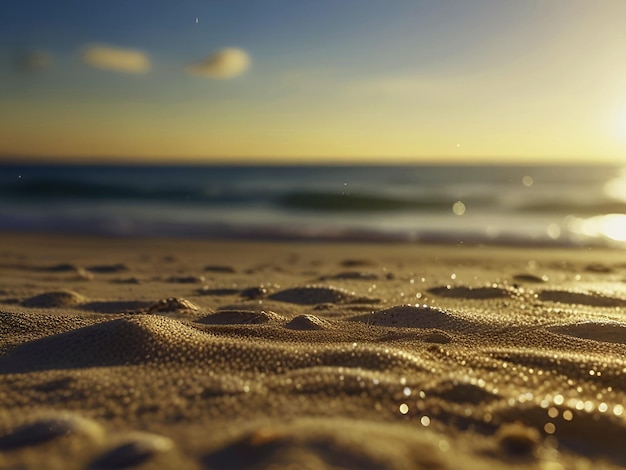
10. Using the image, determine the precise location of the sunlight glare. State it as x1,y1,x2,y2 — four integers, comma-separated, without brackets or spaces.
580,214,626,242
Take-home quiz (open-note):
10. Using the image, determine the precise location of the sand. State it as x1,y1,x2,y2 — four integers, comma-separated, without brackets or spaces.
0,233,625,469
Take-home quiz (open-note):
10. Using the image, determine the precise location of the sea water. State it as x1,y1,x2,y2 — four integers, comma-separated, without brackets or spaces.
1,163,626,246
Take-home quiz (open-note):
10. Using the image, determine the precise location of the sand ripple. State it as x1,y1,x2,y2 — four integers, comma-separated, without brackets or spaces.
538,290,626,307
549,321,626,345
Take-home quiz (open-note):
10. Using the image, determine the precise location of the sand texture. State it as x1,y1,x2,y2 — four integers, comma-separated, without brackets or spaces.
1,233,625,469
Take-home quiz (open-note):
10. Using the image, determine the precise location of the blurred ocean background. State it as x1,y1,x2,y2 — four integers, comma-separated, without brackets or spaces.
2,163,626,246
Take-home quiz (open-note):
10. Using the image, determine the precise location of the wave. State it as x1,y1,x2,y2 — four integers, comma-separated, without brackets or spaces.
277,191,457,212
517,201,626,215
5,178,626,216
1,178,485,212
0,179,252,205
2,163,626,247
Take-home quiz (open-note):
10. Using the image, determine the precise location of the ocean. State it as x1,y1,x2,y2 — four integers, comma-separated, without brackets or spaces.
2,163,626,246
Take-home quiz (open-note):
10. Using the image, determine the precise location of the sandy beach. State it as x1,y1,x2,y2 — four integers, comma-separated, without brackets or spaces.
1,232,625,469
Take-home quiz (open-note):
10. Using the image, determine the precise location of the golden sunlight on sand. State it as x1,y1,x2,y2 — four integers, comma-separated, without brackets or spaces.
1,234,625,469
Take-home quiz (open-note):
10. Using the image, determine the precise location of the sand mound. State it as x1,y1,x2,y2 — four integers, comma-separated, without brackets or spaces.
21,290,87,308
269,285,357,305
35,263,80,272
166,275,205,284
428,285,511,299
110,276,142,284
422,330,453,344
0,311,103,353
538,290,626,307
86,263,128,273
198,310,285,325
512,273,547,283
428,379,501,405
239,285,274,299
495,423,541,457
139,297,200,314
204,265,236,273
351,304,468,331
0,316,213,372
285,314,331,330
340,259,375,267
318,271,379,281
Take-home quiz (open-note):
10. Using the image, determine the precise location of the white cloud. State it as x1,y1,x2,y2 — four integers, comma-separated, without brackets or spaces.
186,48,250,79
81,45,150,74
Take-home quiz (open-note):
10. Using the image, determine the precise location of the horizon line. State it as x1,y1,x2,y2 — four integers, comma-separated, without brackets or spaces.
0,154,621,167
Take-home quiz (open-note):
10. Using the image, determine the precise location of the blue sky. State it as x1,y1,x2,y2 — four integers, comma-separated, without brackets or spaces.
1,0,625,162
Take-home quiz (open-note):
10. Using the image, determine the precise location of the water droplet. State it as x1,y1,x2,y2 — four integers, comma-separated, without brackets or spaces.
420,416,431,427
399,403,409,415
452,201,466,216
